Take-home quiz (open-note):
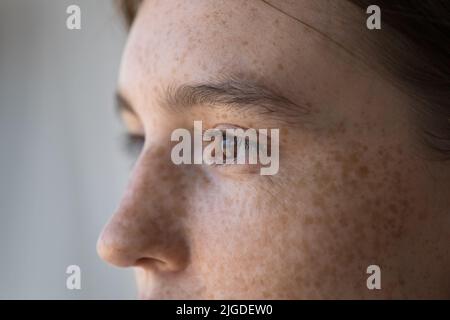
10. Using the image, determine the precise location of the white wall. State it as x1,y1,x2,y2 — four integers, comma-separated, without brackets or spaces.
0,0,135,299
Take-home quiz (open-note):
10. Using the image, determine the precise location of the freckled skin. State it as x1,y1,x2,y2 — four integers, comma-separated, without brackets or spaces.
97,0,450,299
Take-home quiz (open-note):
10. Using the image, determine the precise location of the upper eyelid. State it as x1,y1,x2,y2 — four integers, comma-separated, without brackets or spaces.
218,125,269,139
115,91,136,116
204,125,253,141
207,124,270,141
204,127,270,154
120,112,145,136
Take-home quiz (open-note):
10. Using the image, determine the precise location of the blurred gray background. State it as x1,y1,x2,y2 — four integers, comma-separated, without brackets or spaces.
0,0,135,299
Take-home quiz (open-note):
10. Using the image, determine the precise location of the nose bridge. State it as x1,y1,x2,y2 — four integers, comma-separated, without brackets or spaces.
97,144,190,271
122,144,188,226
131,142,190,213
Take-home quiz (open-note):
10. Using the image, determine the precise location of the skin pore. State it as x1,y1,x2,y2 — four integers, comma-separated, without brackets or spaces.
97,0,450,299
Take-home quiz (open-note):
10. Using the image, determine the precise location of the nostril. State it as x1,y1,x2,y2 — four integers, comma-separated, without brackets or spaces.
136,257,164,269
135,257,182,273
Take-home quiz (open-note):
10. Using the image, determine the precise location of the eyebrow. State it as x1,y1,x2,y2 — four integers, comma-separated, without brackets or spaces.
162,77,310,118
116,77,311,121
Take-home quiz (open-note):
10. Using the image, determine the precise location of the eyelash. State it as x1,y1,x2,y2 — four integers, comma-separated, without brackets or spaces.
213,131,251,164
205,125,270,170
122,133,145,158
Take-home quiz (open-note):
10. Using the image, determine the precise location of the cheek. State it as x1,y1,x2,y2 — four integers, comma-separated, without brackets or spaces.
181,170,310,298
266,135,430,297
304,140,427,249
185,139,429,298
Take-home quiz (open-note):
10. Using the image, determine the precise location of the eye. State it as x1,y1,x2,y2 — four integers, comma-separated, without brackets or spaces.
122,133,145,158
220,131,250,162
203,124,264,171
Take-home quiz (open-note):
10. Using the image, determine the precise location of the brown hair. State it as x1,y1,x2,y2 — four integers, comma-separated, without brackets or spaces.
118,0,450,158
349,0,450,158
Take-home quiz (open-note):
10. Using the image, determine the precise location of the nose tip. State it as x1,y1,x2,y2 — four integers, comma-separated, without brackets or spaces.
96,228,136,268
96,217,190,272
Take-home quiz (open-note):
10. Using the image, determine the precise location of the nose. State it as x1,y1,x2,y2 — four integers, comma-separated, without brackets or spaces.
97,146,190,272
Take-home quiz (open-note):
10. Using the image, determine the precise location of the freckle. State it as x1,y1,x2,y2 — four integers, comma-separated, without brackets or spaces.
314,161,323,170
348,179,359,189
274,18,280,26
242,40,249,46
311,193,326,209
349,152,360,164
346,252,355,263
202,175,211,184
302,215,314,225
338,216,349,228
418,211,428,220
279,214,289,226
300,239,311,254
313,279,321,289
357,165,369,178
333,152,343,162
332,120,344,131
388,203,398,214
277,63,284,71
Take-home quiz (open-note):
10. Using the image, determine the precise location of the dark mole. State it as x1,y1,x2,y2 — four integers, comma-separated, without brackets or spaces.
302,215,315,225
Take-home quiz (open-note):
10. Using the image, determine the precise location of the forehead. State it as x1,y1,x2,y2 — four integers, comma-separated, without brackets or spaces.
119,0,364,110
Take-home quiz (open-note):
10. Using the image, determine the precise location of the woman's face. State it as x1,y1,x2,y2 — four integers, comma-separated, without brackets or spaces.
97,0,450,299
